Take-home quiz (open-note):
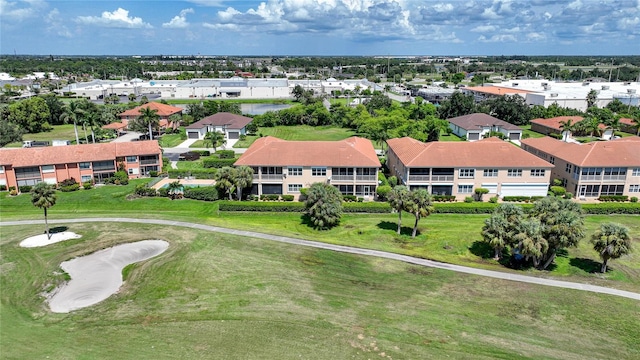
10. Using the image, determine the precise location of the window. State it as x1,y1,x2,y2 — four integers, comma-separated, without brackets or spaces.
41,165,55,173
312,167,326,176
459,169,475,178
600,185,624,196
288,184,303,193
530,169,546,177
126,156,137,163
633,168,640,176
565,164,572,173
79,162,91,169
580,185,600,197
507,169,522,177
483,169,498,177
128,168,139,175
549,156,555,165
288,167,302,176
458,184,473,193
336,184,354,195
81,175,92,183
630,185,640,193
604,167,626,177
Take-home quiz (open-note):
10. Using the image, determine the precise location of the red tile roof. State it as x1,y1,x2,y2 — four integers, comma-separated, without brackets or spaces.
102,122,127,130
119,102,183,117
186,112,253,130
530,116,584,132
0,141,161,167
521,136,640,167
387,137,553,168
234,136,381,167
448,113,521,131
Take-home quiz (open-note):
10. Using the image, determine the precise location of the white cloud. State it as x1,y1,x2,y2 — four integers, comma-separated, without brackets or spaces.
526,32,546,41
76,8,153,29
478,34,517,42
45,8,72,37
471,25,497,32
163,8,194,28
0,0,47,21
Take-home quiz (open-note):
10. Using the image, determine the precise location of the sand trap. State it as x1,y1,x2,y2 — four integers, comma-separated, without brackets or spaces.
48,240,169,313
20,232,82,248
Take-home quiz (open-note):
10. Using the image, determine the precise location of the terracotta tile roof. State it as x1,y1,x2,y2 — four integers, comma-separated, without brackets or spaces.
465,86,536,95
620,117,635,126
387,137,553,168
521,136,640,167
234,136,381,167
0,141,161,167
186,112,253,130
530,116,584,132
447,113,521,131
102,122,127,130
119,102,183,117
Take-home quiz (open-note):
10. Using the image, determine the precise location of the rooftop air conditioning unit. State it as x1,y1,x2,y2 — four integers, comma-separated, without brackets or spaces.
601,85,609,90
512,83,519,86
543,85,551,90
582,82,589,86
627,89,636,94
550,93,558,97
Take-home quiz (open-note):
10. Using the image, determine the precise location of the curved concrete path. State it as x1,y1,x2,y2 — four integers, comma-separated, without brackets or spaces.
3,218,639,301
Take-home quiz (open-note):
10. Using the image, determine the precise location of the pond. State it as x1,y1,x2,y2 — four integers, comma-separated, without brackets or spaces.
240,103,292,115
48,240,169,313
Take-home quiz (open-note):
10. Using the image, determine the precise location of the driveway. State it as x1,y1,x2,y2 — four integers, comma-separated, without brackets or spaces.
111,131,143,143
2,218,638,301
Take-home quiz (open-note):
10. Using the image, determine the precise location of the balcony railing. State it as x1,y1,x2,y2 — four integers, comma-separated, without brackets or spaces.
332,175,354,181
580,175,602,181
355,175,376,181
431,175,454,182
260,174,283,181
140,159,158,165
408,175,430,181
602,175,626,181
93,165,116,172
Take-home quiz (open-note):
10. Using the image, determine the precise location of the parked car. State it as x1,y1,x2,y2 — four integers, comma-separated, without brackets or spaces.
178,151,201,161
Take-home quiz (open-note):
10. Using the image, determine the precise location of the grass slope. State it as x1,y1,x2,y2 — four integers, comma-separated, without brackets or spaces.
5,124,80,147
234,125,358,147
1,223,639,359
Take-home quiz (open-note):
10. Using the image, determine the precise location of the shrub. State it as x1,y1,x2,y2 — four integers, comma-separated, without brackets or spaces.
432,195,456,202
597,195,629,202
378,172,388,186
631,197,638,203
549,186,566,197
19,185,32,193
464,196,474,203
388,176,398,187
474,187,489,201
219,201,305,212
10,189,18,196
168,169,217,179
59,183,80,192
183,187,218,201
581,203,640,214
260,194,281,201
58,178,77,187
216,150,235,159
502,196,543,202
0,185,6,191
157,188,169,197
342,194,357,202
282,195,295,202
149,171,158,177
8,186,16,191
134,184,157,197
202,157,236,168
376,185,391,200
549,132,563,139
564,192,573,199
489,196,499,203
552,179,563,186
82,182,93,190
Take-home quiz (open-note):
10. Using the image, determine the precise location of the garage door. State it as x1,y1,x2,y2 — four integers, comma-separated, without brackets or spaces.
468,132,480,141
509,132,520,140
500,183,548,197
187,131,199,139
228,132,239,139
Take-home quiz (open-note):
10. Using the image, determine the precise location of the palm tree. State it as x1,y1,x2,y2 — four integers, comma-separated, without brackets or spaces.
388,185,410,235
513,218,548,268
204,131,226,152
586,89,598,108
632,114,640,136
60,101,83,144
128,93,137,102
167,181,183,200
403,189,434,238
214,166,237,200
138,106,160,140
558,119,574,142
481,203,524,260
582,115,601,138
234,166,253,200
30,183,57,239
604,116,621,138
591,223,632,273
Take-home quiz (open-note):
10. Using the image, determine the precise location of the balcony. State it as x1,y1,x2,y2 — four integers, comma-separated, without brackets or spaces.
140,159,158,166
580,175,602,181
431,175,454,182
260,174,283,181
332,175,354,181
602,175,627,181
408,175,430,182
355,175,376,182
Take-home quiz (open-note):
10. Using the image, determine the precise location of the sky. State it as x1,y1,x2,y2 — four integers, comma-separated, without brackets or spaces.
1,0,639,56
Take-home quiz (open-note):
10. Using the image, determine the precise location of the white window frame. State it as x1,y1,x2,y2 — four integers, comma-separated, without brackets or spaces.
312,167,326,176
483,169,498,177
565,164,572,173
629,185,640,193
288,167,303,176
530,169,546,177
288,184,303,193
41,165,55,173
458,184,473,194
79,162,91,170
126,156,137,163
632,168,640,176
459,168,475,178
507,169,522,177
81,175,92,183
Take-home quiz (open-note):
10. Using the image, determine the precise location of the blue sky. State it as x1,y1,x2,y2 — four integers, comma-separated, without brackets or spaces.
1,0,639,55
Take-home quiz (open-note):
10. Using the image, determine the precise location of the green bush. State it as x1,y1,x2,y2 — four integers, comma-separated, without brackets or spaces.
342,194,357,202
183,187,218,201
388,176,398,187
502,196,542,202
134,184,157,197
549,132,563,139
58,178,78,187
82,182,93,190
376,185,391,200
597,195,629,202
202,157,236,168
219,201,305,212
282,195,295,202
550,186,566,197
59,183,80,192
564,192,573,199
168,169,217,179
216,150,235,159
464,196,474,203
19,185,32,193
157,188,169,197
432,195,456,202
260,194,281,201
489,196,498,203
631,197,638,203
195,150,211,156
378,172,388,186
149,171,158,177
0,185,6,191
581,203,640,214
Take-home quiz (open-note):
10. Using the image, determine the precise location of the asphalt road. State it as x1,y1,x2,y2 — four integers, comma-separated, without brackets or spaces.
2,218,639,301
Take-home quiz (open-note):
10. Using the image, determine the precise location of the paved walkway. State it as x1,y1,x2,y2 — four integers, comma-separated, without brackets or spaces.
2,218,639,301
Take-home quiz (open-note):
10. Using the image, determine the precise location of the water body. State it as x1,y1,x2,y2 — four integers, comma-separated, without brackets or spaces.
48,240,169,313
240,103,292,115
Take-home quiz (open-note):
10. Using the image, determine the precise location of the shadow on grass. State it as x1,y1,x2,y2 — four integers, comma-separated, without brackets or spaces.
469,241,494,259
570,258,603,274
49,226,69,234
377,221,416,237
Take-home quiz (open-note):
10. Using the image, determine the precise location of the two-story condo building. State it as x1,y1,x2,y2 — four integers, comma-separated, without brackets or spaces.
234,136,381,200
387,137,553,200
0,141,162,189
521,136,640,200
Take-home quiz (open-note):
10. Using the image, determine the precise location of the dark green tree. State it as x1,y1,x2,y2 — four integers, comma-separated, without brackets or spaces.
388,185,410,235
437,91,476,119
403,189,434,238
31,182,57,239
591,223,633,273
304,182,343,230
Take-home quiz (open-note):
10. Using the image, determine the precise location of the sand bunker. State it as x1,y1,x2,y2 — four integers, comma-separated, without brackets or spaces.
48,240,169,313
20,232,82,248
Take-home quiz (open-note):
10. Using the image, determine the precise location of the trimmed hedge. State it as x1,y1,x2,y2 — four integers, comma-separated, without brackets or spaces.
184,187,219,201
219,201,305,212
216,150,235,159
19,185,32,193
597,195,629,202
202,157,237,168
502,196,543,202
432,195,456,202
581,203,640,214
343,202,391,213
168,169,217,179
59,183,80,192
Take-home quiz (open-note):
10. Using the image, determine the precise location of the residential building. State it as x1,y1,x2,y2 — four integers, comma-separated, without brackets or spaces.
447,113,522,142
530,116,613,140
234,136,381,200
185,113,253,147
387,137,553,200
0,141,162,189
118,102,183,130
521,136,640,200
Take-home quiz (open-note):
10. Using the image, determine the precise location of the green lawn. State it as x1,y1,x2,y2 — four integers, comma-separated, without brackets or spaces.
520,125,546,139
158,133,185,148
175,160,204,170
4,124,80,147
1,222,639,359
234,125,358,148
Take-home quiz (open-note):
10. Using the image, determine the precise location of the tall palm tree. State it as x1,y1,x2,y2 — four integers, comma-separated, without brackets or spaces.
482,203,524,260
204,131,226,152
167,181,183,200
582,115,601,138
403,189,434,238
31,183,57,239
558,119,574,142
234,166,254,200
591,223,632,273
60,101,84,144
214,166,236,200
388,185,410,235
513,218,548,268
586,89,598,108
138,107,160,140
